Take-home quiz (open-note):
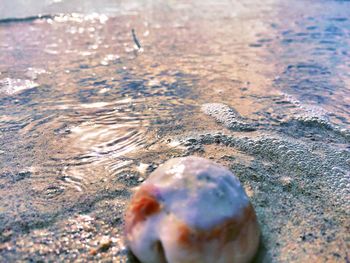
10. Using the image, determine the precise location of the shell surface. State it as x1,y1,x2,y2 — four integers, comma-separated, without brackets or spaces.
125,156,260,263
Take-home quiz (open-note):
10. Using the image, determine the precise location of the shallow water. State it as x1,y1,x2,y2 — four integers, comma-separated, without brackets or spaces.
0,0,349,262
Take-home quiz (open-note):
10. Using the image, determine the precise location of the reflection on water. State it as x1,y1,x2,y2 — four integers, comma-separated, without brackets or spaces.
0,6,195,236
0,0,349,261
0,78,39,95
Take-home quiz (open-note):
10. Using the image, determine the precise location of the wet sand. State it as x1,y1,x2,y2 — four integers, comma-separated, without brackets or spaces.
0,0,349,262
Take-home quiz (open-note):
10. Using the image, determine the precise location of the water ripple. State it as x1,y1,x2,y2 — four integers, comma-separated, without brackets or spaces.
0,78,38,95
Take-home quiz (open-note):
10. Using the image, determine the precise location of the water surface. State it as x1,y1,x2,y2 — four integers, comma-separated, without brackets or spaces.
0,0,349,262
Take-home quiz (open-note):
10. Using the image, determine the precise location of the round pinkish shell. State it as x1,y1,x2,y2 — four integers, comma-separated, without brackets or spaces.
125,156,260,263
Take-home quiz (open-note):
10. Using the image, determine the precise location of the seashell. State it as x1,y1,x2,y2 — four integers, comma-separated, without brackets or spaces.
125,156,260,263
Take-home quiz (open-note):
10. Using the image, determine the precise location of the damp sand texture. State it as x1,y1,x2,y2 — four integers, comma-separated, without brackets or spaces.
0,0,350,262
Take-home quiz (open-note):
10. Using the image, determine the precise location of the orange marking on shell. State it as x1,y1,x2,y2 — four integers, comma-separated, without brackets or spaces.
238,204,256,252
177,204,257,251
125,185,161,234
178,223,193,245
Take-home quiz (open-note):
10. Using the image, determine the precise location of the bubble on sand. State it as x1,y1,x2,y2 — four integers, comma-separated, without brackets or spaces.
178,132,350,210
201,103,256,131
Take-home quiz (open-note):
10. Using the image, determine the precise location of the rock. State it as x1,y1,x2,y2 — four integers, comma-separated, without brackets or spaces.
125,156,260,263
99,237,112,252
89,236,112,255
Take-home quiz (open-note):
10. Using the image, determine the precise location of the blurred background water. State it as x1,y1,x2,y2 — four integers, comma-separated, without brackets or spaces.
0,0,133,19
0,0,349,261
